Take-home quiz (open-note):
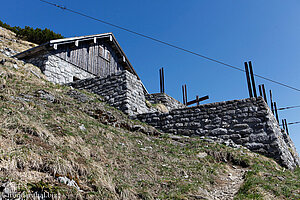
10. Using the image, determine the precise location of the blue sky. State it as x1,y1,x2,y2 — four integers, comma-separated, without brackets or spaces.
1,0,300,153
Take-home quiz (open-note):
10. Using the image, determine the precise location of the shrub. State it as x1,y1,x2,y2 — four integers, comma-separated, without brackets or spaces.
0,20,64,44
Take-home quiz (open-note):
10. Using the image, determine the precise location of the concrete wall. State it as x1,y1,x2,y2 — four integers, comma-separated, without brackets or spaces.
26,52,95,84
69,70,153,116
136,97,300,169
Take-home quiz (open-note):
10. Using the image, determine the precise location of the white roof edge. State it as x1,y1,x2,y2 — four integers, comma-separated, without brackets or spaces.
50,32,113,44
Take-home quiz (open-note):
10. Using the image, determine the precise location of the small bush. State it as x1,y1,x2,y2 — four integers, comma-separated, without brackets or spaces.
0,20,64,44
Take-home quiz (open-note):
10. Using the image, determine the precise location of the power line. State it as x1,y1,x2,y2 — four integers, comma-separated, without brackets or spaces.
280,121,300,126
278,105,300,111
39,0,300,92
287,121,300,126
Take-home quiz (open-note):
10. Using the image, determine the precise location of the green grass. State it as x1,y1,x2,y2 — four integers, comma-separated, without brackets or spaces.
0,63,299,199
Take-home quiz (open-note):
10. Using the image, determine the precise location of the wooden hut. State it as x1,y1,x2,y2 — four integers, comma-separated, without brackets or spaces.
14,33,144,88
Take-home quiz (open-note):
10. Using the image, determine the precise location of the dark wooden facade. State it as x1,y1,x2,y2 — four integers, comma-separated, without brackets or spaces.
53,40,124,78
15,33,142,84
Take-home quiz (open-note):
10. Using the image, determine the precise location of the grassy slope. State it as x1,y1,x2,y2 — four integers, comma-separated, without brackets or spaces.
0,27,299,200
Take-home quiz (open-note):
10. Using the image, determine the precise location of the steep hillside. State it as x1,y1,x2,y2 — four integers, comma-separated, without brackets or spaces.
0,27,299,199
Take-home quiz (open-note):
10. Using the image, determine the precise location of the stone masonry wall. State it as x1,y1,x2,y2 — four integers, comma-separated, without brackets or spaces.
136,96,300,169
146,93,185,111
26,52,95,84
23,50,299,169
69,70,152,116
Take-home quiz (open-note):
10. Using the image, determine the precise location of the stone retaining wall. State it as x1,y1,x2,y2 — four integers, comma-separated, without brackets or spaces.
69,70,152,116
136,97,300,169
145,93,185,111
23,51,299,169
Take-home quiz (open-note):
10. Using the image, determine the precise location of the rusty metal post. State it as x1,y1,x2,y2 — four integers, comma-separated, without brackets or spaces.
270,90,274,114
184,84,187,106
259,85,262,96
284,119,289,135
248,61,257,97
159,69,162,93
274,102,279,123
182,85,185,105
162,67,165,93
262,84,268,104
186,95,209,106
244,62,253,98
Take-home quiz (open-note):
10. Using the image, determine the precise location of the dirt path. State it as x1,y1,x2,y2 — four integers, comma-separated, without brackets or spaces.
211,165,247,200
193,165,247,200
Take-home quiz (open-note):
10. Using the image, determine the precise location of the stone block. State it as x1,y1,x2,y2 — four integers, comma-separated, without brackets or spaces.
196,129,208,135
237,113,248,118
175,123,184,127
268,134,277,142
245,142,264,150
220,135,230,140
248,106,258,112
211,128,228,135
222,115,232,120
204,124,216,130
212,117,221,124
233,123,249,130
236,128,253,135
190,122,201,127
236,137,249,144
253,123,264,130
243,117,261,123
249,133,269,143
230,134,241,140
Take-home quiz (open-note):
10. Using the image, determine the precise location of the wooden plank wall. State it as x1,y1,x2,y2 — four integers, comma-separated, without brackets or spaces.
53,40,124,78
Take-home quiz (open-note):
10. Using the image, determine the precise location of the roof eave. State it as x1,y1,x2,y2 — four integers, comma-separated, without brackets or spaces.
13,42,49,59
49,32,113,44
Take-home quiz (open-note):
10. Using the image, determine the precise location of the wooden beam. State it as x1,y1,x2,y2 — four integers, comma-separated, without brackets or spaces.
244,62,253,98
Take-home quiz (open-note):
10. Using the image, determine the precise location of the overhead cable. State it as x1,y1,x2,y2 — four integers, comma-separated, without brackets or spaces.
39,0,300,92
278,105,300,111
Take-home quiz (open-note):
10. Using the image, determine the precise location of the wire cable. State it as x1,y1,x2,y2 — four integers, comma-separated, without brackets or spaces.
287,121,300,125
280,121,300,126
39,0,300,92
278,105,300,111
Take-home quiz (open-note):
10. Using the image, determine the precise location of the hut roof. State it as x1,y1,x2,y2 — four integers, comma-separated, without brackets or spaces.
14,33,141,82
